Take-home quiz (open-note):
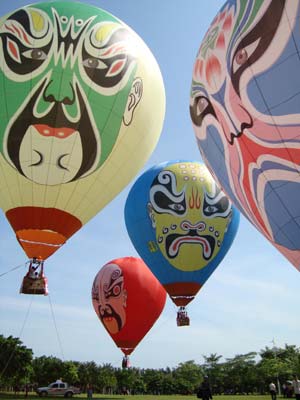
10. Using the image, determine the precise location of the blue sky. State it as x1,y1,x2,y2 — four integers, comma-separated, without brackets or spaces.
0,0,299,370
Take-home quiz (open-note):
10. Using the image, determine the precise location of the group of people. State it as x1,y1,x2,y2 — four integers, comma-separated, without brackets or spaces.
269,375,300,400
196,374,300,400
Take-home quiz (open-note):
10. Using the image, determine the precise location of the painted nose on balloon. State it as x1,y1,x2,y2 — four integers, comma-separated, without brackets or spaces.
181,221,205,230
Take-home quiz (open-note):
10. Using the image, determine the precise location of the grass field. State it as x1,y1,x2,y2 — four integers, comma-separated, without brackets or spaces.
0,394,273,400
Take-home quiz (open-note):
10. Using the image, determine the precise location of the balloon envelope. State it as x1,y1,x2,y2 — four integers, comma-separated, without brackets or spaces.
92,257,166,355
0,1,165,261
190,0,300,269
125,161,239,309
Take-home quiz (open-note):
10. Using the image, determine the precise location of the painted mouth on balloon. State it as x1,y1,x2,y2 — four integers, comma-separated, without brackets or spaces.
103,316,115,323
165,232,215,260
100,307,123,333
33,124,77,139
103,317,119,335
6,79,99,181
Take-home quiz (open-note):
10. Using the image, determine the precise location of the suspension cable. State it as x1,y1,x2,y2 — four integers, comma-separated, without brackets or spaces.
0,296,34,379
0,261,28,278
48,294,65,361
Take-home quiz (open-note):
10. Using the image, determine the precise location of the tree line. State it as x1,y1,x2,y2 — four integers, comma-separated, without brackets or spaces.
1,334,300,395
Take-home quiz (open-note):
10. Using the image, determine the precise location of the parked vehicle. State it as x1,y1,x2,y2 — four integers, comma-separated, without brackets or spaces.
36,381,81,398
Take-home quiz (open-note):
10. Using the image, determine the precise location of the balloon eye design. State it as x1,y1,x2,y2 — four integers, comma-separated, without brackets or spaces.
196,97,209,116
235,48,248,66
204,205,218,213
190,95,215,127
23,49,47,60
112,285,121,296
232,39,260,75
83,57,106,70
106,281,123,298
169,203,184,212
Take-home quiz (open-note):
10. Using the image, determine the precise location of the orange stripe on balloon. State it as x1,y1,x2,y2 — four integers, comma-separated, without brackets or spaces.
6,207,82,260
6,206,82,238
17,230,66,260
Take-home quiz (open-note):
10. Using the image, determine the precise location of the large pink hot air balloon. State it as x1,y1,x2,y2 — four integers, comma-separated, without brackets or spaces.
190,0,300,269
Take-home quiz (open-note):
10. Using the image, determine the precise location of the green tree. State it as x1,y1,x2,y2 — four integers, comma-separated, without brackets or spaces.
203,353,223,394
142,368,165,394
222,352,257,394
62,361,78,384
76,361,99,389
163,372,176,394
97,364,117,393
173,360,203,394
258,345,300,392
115,367,138,393
0,335,33,389
32,356,64,385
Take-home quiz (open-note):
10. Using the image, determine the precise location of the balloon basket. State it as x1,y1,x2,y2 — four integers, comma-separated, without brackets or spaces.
122,355,130,369
176,306,190,327
20,259,48,295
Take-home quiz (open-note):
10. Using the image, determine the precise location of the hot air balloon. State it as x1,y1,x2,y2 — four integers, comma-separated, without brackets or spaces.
190,0,300,269
0,1,165,294
92,256,166,367
125,161,239,326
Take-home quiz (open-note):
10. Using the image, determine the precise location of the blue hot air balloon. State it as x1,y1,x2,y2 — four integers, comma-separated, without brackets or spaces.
125,161,239,326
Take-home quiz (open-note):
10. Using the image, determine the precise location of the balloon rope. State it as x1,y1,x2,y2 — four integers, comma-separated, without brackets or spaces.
0,261,28,278
0,296,33,379
48,294,65,361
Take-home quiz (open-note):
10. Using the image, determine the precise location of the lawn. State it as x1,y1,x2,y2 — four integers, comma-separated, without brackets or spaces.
0,394,273,400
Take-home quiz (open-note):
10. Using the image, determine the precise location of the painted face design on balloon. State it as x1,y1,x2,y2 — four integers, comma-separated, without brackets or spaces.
92,263,127,335
190,0,300,257
0,3,142,185
147,163,232,271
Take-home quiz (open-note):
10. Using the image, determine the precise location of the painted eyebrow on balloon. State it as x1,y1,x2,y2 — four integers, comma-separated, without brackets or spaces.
190,83,209,101
154,189,185,208
231,0,285,95
81,27,135,89
149,170,186,210
3,9,51,45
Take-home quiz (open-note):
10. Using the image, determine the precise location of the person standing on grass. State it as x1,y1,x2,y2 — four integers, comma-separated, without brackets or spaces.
269,382,277,400
197,376,212,400
87,384,93,399
292,375,300,400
